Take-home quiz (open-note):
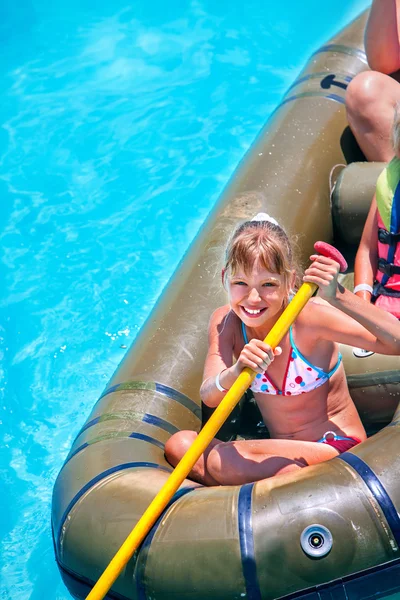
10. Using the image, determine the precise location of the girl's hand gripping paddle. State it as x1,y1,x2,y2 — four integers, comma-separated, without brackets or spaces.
313,241,348,271
85,242,347,600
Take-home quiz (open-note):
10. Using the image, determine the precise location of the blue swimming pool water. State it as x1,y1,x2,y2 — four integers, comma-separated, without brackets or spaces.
0,1,370,598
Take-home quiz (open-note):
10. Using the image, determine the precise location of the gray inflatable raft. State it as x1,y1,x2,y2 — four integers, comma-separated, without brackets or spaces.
52,10,400,600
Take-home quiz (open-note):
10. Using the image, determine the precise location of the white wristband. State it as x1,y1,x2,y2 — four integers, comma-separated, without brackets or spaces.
353,283,373,294
215,370,228,392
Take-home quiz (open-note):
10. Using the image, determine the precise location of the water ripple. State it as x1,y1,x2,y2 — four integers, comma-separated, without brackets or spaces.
0,1,370,598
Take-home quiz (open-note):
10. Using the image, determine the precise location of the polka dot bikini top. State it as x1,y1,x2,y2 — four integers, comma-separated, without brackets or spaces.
242,322,342,396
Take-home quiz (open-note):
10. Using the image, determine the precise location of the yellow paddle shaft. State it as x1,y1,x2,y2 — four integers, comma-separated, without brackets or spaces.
86,281,317,600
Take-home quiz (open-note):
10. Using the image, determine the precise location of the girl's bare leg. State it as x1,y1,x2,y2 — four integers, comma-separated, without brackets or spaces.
165,432,340,486
204,438,340,485
165,430,222,486
345,71,400,162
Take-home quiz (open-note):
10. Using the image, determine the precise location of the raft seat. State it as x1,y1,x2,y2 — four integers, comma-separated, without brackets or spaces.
332,161,386,248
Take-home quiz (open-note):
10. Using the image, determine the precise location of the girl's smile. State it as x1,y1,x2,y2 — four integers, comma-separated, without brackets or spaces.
241,306,267,317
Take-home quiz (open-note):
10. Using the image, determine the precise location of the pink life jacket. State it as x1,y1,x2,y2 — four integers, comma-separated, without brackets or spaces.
373,157,400,319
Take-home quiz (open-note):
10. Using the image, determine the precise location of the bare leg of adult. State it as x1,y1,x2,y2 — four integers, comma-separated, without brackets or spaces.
206,438,340,485
164,430,221,486
345,71,400,162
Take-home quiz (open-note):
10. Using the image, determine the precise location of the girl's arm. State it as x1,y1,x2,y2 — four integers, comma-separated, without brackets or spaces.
200,307,236,408
304,255,400,354
354,195,378,302
365,0,400,74
200,306,277,407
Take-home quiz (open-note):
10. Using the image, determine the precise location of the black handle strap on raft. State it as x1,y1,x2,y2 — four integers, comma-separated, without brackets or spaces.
100,380,202,419
339,452,400,548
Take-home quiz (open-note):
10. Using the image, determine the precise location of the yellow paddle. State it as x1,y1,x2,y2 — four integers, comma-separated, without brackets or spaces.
86,242,347,600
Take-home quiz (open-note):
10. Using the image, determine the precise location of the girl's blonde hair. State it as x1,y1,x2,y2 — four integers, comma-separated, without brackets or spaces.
223,218,301,302
392,103,400,155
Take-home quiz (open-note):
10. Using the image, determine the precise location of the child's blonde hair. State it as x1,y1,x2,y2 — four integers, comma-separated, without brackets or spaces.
223,217,301,303
392,103,400,155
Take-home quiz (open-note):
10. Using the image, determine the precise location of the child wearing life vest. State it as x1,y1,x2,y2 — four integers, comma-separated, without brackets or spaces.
164,214,400,486
354,107,400,320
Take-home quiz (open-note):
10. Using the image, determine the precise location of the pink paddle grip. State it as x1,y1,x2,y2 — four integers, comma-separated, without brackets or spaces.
314,241,348,273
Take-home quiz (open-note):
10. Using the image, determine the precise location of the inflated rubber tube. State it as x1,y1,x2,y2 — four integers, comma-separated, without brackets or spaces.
332,161,386,245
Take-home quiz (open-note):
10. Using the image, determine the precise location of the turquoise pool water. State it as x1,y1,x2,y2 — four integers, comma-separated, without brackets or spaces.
0,1,370,598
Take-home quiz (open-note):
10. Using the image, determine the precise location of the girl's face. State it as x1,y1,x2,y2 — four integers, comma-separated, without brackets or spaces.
227,260,292,327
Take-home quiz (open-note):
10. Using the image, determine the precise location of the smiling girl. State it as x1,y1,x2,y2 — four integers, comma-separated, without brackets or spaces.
164,214,400,486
